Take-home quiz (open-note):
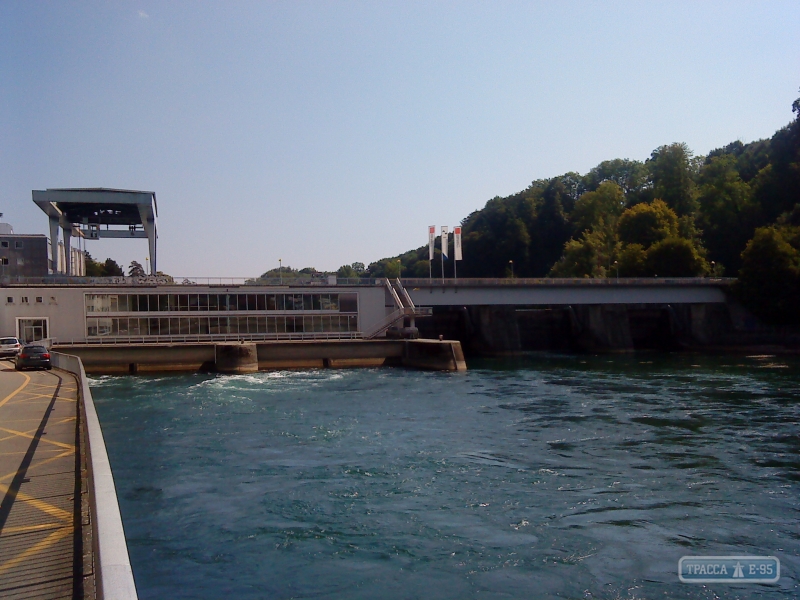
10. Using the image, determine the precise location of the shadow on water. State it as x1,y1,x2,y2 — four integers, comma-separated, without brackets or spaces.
90,354,800,599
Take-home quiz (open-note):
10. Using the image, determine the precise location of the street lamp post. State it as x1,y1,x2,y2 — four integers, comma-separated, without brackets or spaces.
711,261,716,277
509,260,514,279
279,258,282,284
614,260,619,281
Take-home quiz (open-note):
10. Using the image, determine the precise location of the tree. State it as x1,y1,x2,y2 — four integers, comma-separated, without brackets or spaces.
529,185,570,276
412,260,430,277
128,261,145,277
645,237,708,277
570,182,625,234
102,259,124,276
84,251,104,276
583,158,649,199
617,199,679,248
736,226,800,326
549,228,614,278
697,154,761,273
753,93,800,221
647,143,699,216
617,244,648,277
337,264,357,278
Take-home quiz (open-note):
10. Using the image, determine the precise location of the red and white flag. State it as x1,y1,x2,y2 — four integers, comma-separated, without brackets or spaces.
428,226,435,261
454,226,462,261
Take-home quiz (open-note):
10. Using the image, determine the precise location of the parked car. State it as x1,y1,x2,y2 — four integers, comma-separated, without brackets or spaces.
15,345,52,370
0,337,22,357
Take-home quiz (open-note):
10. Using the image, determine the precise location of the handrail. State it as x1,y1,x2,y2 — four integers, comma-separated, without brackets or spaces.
384,278,404,309
400,277,736,287
52,331,364,346
51,352,138,600
364,309,406,340
0,275,735,288
0,276,385,287
362,306,431,339
394,279,415,309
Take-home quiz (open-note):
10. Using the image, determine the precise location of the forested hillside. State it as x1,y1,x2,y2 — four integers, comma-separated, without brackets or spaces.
355,94,800,325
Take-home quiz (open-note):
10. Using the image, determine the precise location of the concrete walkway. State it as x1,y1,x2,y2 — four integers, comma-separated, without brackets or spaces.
0,360,90,599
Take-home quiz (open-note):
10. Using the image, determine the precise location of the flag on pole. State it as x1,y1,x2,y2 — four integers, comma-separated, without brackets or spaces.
441,226,449,259
428,226,435,260
454,226,462,261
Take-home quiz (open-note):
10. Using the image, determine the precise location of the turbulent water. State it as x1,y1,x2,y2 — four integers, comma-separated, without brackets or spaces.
89,354,800,599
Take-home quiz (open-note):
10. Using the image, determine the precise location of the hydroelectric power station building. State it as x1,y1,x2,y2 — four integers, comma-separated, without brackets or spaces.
2,187,749,372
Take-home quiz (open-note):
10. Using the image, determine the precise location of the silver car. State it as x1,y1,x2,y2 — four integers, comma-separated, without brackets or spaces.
0,337,21,358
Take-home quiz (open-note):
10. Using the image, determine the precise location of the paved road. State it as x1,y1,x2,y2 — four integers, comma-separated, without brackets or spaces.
0,360,88,599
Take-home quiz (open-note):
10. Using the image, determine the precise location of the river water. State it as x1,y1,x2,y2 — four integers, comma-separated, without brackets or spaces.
89,353,800,599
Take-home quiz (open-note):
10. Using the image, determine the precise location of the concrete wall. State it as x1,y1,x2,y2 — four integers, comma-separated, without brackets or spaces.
58,339,465,373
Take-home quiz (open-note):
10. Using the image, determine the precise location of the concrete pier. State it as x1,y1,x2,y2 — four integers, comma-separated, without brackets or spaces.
53,339,468,374
215,343,259,374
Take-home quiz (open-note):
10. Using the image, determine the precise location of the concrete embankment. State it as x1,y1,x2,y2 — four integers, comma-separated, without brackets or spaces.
55,339,467,374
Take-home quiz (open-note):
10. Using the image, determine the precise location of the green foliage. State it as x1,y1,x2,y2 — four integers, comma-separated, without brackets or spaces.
617,244,648,277
84,251,104,276
549,229,613,278
84,252,124,276
735,226,800,326
356,92,800,308
648,143,699,216
697,155,761,273
103,258,124,276
617,199,679,248
412,260,430,277
337,264,357,278
645,237,708,277
259,265,327,279
128,261,145,277
570,182,625,234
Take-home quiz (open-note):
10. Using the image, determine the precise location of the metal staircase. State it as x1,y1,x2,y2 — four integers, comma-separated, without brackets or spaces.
363,279,432,339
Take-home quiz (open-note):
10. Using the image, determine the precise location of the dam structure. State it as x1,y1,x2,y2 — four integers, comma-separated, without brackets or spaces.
0,273,744,371
0,187,766,371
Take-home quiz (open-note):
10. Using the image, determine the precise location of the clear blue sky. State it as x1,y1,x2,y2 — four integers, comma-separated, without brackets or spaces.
2,1,798,277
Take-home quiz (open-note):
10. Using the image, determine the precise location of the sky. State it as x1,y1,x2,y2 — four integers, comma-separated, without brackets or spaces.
1,1,798,277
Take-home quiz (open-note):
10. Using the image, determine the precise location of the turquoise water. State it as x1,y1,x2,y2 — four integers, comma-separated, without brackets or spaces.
90,354,800,599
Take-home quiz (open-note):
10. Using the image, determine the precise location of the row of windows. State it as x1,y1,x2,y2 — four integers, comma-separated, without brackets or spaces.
6,296,47,304
85,293,357,313
86,315,359,337
0,241,23,249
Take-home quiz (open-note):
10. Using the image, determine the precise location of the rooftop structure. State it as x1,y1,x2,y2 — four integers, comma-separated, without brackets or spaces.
32,188,158,275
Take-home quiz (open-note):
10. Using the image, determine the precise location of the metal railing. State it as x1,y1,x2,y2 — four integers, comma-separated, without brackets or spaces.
363,306,433,339
53,331,364,346
0,275,385,287
1,274,736,288
399,277,736,287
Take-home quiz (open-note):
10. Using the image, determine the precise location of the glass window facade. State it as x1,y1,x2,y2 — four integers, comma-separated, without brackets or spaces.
84,292,359,338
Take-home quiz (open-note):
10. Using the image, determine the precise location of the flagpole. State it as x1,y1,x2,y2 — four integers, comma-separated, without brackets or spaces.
428,225,435,280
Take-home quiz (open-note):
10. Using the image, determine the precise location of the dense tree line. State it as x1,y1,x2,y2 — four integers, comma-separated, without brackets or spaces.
84,251,124,277
359,93,800,325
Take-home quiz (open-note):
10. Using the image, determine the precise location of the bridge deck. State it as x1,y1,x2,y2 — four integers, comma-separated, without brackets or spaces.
405,278,732,306
0,361,90,599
